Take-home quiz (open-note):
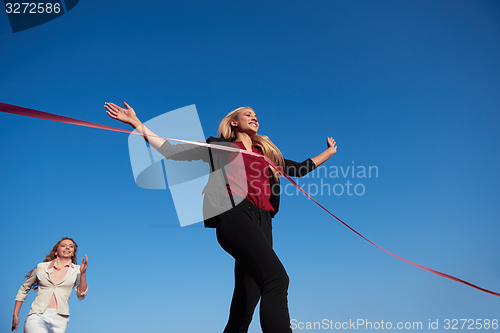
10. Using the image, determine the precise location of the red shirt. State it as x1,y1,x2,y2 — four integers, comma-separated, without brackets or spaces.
226,141,275,212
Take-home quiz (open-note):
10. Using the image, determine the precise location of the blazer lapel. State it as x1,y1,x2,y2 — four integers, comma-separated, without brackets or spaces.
44,262,55,285
57,265,77,285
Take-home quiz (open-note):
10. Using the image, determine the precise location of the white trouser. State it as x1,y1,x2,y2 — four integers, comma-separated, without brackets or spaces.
24,308,69,333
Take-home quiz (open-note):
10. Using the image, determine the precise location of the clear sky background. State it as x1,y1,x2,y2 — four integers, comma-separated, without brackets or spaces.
1,1,499,332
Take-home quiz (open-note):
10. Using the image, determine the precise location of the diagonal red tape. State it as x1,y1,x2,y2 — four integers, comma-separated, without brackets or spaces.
1,101,498,297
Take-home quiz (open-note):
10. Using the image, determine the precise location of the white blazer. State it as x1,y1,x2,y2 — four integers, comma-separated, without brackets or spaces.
15,261,87,316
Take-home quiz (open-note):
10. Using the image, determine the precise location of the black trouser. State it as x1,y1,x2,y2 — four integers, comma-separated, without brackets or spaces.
216,199,292,333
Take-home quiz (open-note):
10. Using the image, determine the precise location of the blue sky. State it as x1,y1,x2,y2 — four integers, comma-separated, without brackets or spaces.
1,0,499,332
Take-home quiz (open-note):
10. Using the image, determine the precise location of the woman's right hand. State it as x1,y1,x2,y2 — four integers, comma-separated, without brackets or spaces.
105,101,165,149
12,315,19,331
105,102,140,127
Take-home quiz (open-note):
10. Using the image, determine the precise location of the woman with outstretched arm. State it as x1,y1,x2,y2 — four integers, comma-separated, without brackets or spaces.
105,101,336,333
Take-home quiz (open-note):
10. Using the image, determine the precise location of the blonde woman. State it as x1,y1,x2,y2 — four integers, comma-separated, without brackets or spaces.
105,102,336,333
12,237,88,333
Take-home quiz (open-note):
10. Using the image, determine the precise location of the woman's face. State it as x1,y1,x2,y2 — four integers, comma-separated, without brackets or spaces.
231,109,259,136
55,239,75,259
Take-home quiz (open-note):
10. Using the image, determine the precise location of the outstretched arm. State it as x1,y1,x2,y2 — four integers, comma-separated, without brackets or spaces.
105,102,165,149
311,137,337,167
105,101,211,162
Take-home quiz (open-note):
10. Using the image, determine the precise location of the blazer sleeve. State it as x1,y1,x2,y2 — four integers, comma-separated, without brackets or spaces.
74,271,87,301
14,267,37,302
284,158,316,177
156,140,211,163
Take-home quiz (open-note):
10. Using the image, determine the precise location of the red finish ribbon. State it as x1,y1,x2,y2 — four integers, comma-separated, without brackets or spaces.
1,101,498,297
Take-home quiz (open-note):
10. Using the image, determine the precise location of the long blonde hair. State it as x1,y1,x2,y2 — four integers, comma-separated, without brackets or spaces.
218,107,285,180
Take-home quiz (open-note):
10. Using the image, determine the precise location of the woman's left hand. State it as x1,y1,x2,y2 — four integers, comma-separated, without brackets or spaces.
80,254,88,274
311,137,337,168
326,137,337,155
